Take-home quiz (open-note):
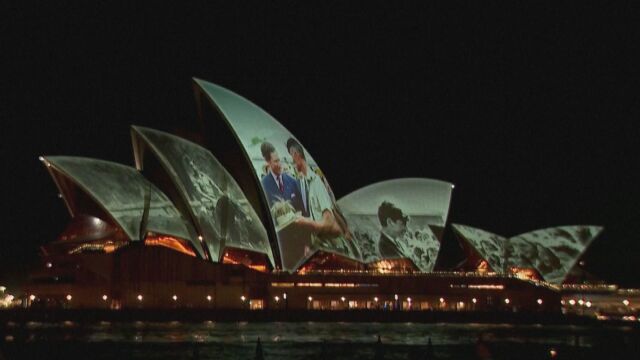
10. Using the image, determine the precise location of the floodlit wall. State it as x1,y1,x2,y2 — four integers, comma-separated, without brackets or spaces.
131,126,274,266
337,178,454,272
41,156,193,244
194,79,360,271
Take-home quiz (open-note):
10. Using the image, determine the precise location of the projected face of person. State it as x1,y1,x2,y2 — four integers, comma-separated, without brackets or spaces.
267,151,282,175
385,217,408,239
289,147,305,173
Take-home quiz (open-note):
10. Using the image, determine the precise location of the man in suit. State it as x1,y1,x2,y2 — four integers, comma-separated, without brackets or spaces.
260,141,304,213
377,201,409,259
286,137,341,238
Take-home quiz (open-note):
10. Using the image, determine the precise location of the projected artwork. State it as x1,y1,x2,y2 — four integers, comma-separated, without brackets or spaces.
452,224,603,284
451,224,508,272
131,127,273,264
195,79,359,270
42,156,192,244
338,179,453,272
509,226,603,284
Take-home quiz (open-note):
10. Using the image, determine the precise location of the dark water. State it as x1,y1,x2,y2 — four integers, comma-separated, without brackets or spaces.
1,321,639,359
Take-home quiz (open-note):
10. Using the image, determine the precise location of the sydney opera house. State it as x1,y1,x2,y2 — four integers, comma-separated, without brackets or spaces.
23,79,611,313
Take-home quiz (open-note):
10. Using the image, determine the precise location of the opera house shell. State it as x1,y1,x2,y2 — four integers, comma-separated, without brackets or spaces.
23,79,603,311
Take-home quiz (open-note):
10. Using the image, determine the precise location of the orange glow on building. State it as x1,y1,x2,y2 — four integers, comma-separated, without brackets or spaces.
509,266,542,281
368,258,417,273
477,260,490,273
221,247,269,272
297,251,366,274
144,235,196,257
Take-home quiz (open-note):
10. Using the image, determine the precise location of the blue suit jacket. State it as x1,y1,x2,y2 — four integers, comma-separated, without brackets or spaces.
261,172,305,215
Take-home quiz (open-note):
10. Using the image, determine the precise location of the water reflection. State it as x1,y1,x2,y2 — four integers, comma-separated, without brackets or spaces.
0,321,638,359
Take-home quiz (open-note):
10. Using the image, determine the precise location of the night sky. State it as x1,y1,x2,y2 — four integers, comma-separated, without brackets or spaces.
2,2,639,288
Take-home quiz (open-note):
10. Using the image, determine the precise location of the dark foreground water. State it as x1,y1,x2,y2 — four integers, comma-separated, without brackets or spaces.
1,321,639,359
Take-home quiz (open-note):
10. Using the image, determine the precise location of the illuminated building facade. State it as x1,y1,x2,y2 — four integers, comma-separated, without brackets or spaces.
24,79,605,313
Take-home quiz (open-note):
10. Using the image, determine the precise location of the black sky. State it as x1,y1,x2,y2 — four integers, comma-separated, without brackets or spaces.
2,1,640,287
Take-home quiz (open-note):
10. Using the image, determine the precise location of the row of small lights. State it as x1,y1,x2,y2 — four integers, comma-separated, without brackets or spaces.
29,294,214,302
257,293,544,306
135,294,214,302
25,295,633,307
563,299,631,307
25,293,556,307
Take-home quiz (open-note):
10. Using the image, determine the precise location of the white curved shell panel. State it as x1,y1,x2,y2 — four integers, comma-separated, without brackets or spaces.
451,224,507,272
131,126,274,266
509,226,603,284
337,178,454,272
42,156,193,245
194,79,360,271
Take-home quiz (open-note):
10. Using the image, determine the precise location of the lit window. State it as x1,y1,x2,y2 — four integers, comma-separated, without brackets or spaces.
468,284,504,290
325,283,355,288
250,299,264,310
271,282,295,288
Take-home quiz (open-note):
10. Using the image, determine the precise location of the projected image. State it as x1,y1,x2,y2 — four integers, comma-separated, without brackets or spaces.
344,205,440,272
338,179,453,272
257,138,359,270
451,224,508,272
194,80,359,271
132,127,273,262
509,226,603,284
452,224,603,284
44,157,192,243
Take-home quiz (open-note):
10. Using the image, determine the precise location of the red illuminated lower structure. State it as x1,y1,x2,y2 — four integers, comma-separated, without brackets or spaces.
23,245,561,313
